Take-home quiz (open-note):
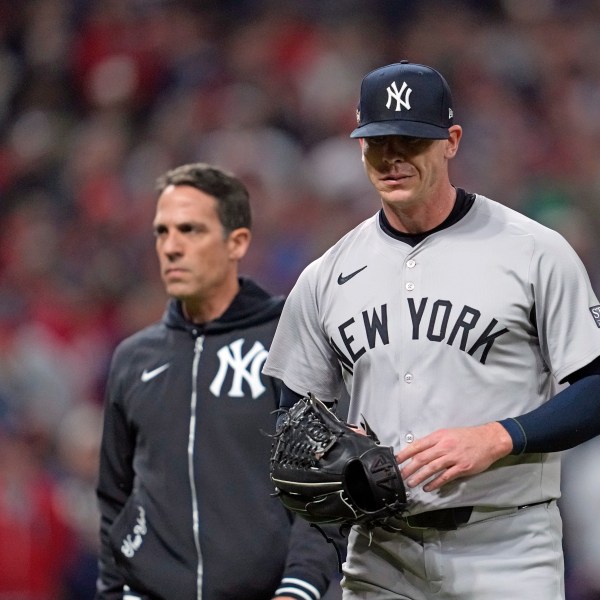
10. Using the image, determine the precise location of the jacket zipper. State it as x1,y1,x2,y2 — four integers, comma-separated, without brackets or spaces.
189,335,204,600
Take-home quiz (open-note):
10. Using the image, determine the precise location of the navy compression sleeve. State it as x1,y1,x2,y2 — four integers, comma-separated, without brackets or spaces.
499,374,600,454
280,383,303,410
276,384,303,429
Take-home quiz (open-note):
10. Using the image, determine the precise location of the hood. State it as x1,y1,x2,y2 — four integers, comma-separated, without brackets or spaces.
163,277,284,335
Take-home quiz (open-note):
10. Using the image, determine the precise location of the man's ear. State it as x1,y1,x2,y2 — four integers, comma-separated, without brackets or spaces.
227,227,252,261
445,125,462,158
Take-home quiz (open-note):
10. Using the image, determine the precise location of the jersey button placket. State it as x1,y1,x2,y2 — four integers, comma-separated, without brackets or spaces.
405,257,417,292
402,255,420,448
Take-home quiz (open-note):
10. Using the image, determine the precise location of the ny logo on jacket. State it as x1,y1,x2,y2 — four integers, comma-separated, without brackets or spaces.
210,338,269,399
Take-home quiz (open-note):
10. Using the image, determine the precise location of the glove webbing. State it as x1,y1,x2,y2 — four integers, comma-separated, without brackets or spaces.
273,405,339,469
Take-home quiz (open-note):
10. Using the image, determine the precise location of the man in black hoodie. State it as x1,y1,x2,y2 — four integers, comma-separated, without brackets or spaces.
95,163,342,600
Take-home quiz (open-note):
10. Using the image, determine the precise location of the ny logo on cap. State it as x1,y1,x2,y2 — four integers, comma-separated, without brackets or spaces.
386,81,412,112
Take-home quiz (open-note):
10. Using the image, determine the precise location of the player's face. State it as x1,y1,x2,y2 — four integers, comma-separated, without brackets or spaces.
153,184,249,306
361,128,461,212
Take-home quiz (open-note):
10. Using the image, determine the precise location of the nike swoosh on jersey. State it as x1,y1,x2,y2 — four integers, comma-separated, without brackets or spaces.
337,265,368,285
141,363,170,382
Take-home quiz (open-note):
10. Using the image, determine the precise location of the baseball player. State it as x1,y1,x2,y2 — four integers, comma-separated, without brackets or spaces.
263,61,600,599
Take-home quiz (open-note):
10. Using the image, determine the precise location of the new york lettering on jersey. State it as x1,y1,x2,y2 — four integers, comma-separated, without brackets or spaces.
329,298,509,373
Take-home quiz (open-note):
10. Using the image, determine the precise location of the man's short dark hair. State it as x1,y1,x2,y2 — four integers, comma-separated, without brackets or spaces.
156,163,252,233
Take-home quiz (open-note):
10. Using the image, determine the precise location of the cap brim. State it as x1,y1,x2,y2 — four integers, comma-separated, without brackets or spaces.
350,120,450,140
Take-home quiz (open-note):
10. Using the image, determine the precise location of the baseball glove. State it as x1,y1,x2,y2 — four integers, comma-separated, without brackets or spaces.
270,392,407,529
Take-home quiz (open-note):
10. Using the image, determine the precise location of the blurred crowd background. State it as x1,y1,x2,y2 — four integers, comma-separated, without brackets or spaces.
1,0,600,598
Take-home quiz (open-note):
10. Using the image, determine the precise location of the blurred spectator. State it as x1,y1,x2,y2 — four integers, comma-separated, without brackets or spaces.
561,439,600,600
54,402,104,600
0,393,75,599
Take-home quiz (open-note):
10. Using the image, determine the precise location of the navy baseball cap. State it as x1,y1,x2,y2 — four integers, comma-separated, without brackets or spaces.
350,61,453,140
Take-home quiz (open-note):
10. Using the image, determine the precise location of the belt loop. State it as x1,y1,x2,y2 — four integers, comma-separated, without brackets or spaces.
517,499,553,511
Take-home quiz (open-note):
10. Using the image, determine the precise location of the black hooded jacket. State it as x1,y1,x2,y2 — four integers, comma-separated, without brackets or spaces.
96,278,340,600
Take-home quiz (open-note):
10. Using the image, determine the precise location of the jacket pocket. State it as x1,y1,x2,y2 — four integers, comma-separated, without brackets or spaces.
111,500,149,562
108,495,195,599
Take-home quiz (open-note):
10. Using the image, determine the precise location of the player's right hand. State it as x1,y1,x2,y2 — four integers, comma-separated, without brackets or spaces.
394,422,514,492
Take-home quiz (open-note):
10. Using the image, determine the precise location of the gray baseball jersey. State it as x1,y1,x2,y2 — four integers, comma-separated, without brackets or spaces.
263,194,600,515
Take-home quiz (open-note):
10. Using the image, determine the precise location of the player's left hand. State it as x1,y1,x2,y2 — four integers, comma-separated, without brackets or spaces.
395,422,513,492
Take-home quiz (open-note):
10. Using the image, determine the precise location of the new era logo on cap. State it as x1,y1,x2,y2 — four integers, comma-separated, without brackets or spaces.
350,60,453,140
